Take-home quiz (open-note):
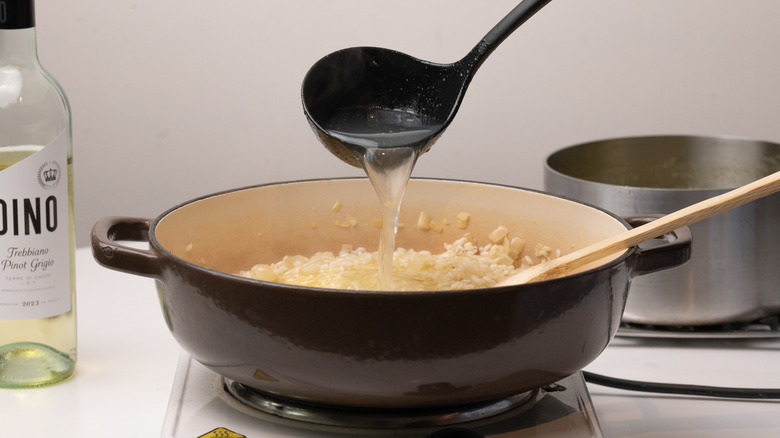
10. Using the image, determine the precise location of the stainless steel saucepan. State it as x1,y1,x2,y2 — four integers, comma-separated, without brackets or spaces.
545,135,780,326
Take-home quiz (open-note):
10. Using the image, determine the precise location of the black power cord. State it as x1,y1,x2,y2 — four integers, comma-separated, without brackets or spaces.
583,371,780,399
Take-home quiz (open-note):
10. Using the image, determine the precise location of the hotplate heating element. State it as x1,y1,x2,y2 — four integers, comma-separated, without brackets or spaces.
161,353,604,438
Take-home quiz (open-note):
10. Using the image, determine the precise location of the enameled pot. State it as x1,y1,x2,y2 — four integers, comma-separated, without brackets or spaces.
545,135,780,326
91,178,690,409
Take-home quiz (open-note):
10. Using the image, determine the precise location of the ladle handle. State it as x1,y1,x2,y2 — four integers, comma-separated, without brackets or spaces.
503,169,780,285
462,0,553,75
483,0,553,48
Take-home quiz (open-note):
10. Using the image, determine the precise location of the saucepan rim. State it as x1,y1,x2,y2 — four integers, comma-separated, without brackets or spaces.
545,134,780,193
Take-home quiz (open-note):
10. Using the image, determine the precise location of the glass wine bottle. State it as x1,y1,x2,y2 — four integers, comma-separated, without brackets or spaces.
0,0,77,388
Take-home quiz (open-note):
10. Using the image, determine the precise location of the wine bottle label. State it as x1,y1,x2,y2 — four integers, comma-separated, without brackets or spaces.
0,129,71,320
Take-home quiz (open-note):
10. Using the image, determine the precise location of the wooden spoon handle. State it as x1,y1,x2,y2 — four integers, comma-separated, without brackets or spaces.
501,170,780,286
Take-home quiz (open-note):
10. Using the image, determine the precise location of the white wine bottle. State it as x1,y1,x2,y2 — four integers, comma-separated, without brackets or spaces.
0,0,76,387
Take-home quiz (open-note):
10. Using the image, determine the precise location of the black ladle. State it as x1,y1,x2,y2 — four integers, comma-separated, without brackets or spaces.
301,0,553,168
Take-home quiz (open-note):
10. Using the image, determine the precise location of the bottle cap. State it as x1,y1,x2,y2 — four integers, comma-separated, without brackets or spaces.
0,0,36,30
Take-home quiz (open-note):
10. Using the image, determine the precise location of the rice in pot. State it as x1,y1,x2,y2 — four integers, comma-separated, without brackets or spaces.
237,230,558,291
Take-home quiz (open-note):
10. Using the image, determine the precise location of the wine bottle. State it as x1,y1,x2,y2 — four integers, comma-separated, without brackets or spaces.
0,0,76,388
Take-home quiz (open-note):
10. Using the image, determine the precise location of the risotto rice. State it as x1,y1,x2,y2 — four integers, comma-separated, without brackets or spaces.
237,232,558,291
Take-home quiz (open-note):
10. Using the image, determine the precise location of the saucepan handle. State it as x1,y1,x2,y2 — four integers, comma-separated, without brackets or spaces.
625,215,692,278
91,216,163,279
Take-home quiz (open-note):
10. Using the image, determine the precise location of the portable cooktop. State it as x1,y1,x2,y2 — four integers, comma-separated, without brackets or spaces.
161,353,604,438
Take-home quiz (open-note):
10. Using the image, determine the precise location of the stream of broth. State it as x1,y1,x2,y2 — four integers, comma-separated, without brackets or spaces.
360,147,417,289
324,107,442,289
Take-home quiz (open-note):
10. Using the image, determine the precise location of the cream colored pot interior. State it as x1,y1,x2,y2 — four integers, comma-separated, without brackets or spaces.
153,179,629,280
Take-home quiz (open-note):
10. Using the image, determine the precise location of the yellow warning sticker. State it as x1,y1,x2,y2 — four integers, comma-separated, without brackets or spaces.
197,427,246,438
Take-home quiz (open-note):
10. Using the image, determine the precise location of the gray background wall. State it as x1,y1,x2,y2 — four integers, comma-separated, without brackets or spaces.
35,0,780,246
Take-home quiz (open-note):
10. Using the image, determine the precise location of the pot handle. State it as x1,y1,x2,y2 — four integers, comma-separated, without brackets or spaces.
91,216,163,279
625,215,692,278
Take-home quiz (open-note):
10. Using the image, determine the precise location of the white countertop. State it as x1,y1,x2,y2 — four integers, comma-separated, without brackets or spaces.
2,248,779,437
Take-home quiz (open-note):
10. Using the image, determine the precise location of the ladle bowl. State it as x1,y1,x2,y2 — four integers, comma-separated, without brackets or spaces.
301,47,456,166
302,0,553,167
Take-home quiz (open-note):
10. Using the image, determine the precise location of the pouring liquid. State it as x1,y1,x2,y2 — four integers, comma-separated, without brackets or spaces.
323,107,442,289
360,147,417,289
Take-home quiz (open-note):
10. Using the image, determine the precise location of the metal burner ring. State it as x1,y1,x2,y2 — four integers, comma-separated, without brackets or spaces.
223,378,540,429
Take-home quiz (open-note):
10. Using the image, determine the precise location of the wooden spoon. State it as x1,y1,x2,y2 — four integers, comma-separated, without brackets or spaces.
499,170,780,286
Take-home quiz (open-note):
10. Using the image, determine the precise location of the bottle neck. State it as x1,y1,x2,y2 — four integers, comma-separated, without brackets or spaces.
0,0,38,65
0,28,38,63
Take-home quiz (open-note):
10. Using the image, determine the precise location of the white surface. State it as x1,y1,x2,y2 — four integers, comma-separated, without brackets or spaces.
1,249,179,437
26,0,780,247
1,248,779,437
588,337,780,437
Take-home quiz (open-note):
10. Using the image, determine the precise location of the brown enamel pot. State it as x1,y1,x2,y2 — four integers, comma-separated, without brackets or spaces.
91,178,690,409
